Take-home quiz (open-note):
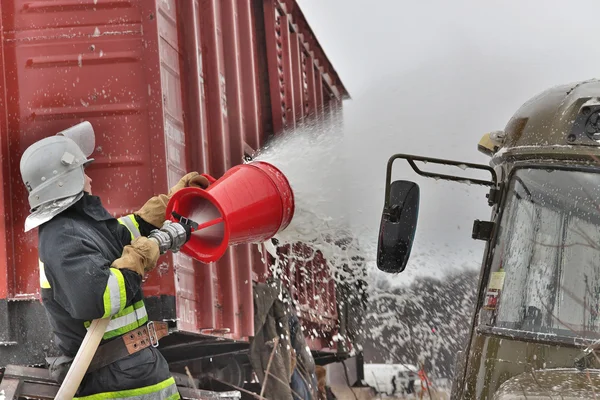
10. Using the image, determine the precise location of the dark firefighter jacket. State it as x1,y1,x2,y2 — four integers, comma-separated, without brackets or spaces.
38,193,179,399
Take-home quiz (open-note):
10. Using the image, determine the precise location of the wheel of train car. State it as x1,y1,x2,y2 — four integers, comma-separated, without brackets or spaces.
210,356,245,388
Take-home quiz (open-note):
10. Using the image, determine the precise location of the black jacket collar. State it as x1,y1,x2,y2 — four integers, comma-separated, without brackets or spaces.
70,193,114,222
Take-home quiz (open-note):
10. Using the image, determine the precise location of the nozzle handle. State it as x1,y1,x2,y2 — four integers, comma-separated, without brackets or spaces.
201,173,217,184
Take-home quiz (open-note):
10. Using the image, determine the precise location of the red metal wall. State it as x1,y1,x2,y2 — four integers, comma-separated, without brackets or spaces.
0,0,348,350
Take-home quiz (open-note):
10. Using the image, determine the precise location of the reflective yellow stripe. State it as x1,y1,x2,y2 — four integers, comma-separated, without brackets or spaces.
85,301,148,340
103,314,149,340
73,376,180,399
103,301,148,340
118,214,141,240
101,269,127,319
113,300,145,318
39,260,51,289
114,268,127,314
85,301,145,328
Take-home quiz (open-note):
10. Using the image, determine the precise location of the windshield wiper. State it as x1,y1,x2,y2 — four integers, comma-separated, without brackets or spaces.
513,175,535,203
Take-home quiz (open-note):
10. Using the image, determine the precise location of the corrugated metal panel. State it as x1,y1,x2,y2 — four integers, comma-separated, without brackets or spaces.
3,0,158,301
0,1,10,303
0,0,349,352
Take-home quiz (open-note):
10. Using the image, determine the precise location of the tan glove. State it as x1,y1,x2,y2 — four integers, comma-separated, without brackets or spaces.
135,172,210,228
168,172,210,195
112,237,160,276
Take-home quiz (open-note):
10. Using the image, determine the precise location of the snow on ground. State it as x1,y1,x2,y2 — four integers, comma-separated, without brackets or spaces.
329,385,450,400
363,363,420,395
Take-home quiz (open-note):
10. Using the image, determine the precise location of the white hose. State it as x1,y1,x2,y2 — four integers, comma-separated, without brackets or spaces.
55,318,110,399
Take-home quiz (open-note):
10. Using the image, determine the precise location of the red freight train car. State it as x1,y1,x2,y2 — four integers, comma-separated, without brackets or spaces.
0,0,351,382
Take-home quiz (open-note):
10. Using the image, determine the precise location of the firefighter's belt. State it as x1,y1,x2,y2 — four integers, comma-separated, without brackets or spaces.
88,321,169,373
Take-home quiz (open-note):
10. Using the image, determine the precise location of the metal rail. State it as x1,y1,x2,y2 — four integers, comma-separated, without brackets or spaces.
384,154,497,209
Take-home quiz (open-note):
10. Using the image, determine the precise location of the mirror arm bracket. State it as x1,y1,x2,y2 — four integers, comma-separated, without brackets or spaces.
383,205,401,223
486,186,503,206
384,154,497,209
472,220,494,241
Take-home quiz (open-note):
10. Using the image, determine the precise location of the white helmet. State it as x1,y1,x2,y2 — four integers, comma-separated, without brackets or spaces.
20,122,95,230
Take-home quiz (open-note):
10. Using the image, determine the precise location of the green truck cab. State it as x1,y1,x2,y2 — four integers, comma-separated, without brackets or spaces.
378,80,600,399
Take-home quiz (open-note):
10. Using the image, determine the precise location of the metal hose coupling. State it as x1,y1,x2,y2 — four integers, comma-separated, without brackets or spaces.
148,220,190,254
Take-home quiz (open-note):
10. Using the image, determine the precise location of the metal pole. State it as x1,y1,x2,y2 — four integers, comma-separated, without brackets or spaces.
352,352,367,387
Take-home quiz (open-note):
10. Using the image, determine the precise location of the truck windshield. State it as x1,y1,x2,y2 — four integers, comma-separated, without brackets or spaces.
486,168,600,340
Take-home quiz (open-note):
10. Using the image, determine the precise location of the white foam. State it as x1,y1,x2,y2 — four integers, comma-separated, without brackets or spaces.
250,115,479,372
253,115,368,287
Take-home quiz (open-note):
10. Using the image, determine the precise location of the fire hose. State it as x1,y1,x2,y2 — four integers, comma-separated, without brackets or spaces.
54,220,192,399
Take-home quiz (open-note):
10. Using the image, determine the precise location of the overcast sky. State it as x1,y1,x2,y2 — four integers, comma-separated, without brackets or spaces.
296,0,600,280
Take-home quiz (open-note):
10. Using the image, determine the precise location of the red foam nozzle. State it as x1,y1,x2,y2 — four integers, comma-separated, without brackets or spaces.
166,161,295,263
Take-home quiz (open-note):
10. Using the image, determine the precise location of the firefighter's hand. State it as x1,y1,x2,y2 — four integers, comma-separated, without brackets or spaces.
112,237,160,276
168,172,210,195
135,172,210,229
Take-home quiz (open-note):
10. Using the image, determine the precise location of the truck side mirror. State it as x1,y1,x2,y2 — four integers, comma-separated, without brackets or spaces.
377,180,420,273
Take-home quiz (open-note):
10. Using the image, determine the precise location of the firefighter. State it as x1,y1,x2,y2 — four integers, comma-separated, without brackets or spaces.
19,122,209,399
